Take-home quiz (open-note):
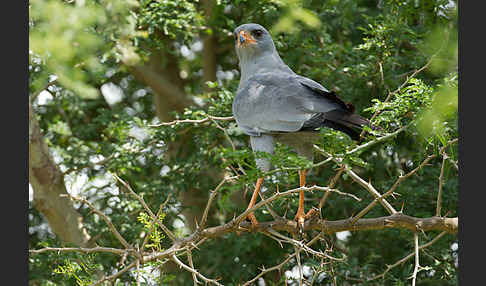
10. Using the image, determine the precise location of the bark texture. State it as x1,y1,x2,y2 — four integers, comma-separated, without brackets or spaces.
29,103,94,248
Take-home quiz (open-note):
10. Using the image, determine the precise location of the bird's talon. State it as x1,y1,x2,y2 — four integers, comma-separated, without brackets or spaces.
247,213,259,228
304,207,319,219
294,212,306,231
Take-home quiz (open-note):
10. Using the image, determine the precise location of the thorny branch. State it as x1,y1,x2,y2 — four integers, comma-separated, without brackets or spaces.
364,231,447,282
30,104,457,285
411,232,420,286
62,194,131,250
148,115,234,127
113,173,178,242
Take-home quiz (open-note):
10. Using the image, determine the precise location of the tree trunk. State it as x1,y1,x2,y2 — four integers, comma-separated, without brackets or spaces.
29,103,94,248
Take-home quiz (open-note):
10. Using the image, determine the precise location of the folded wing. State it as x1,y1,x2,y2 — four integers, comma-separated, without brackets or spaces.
233,72,370,139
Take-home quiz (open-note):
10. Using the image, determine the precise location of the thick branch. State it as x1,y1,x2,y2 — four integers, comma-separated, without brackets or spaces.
29,103,94,248
199,213,458,238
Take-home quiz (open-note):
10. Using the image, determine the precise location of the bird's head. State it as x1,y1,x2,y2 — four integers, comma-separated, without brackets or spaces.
233,23,276,61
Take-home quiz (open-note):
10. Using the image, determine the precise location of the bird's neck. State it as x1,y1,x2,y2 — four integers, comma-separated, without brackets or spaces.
239,51,293,83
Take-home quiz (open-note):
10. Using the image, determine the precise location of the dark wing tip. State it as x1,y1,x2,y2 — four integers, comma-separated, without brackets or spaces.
345,102,355,113
320,90,356,113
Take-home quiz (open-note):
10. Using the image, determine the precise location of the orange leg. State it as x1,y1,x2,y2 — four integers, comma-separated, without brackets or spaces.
294,170,307,228
245,177,264,226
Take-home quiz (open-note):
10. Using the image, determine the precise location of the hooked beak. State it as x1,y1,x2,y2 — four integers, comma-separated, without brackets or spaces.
237,30,256,48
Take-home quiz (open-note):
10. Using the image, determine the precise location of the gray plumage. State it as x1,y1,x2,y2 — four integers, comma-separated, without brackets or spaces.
232,23,371,172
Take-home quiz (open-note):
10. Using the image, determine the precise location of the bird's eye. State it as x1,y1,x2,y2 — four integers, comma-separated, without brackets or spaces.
252,29,263,37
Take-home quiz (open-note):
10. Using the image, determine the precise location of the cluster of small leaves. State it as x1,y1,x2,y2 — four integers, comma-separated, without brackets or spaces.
136,0,202,49
137,211,166,251
53,257,98,286
365,78,435,130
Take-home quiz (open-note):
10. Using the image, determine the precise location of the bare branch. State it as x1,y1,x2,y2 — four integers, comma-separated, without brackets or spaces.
366,231,447,282
292,234,304,286
195,213,458,240
318,167,345,211
436,138,458,216
200,176,238,229
148,115,234,127
113,173,177,242
171,255,223,286
411,232,420,286
29,246,126,256
313,146,397,214
350,153,436,224
243,232,324,286
186,249,199,286
436,155,447,217
344,167,397,214
91,260,138,286
348,124,410,155
63,194,131,249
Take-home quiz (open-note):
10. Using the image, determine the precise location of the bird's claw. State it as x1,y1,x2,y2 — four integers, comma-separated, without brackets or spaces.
304,207,319,220
294,207,319,232
294,211,305,231
247,212,259,228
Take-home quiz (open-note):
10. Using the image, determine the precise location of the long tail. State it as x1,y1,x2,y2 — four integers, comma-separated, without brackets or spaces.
301,110,378,141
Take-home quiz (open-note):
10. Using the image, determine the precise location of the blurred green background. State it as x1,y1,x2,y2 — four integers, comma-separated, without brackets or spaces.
29,0,458,285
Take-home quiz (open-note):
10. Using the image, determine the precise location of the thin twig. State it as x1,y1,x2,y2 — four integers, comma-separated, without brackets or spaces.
92,260,138,286
234,185,337,226
211,119,247,175
366,231,447,281
187,249,199,286
344,167,397,214
243,232,324,286
258,187,281,220
29,246,126,256
313,146,397,214
411,232,420,286
318,167,345,211
113,174,177,242
266,229,344,261
171,255,223,286
348,124,410,155
436,155,447,217
136,244,141,286
148,115,234,127
200,176,238,229
350,153,436,224
366,44,445,129
292,233,304,286
62,194,131,249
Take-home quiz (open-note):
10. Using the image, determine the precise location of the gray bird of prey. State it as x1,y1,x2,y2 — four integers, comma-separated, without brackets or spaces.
232,23,372,228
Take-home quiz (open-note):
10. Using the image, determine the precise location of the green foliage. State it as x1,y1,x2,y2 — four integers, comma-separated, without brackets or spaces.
53,257,98,286
29,0,458,285
366,78,435,130
137,0,202,42
417,74,458,140
271,0,321,34
137,211,166,251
